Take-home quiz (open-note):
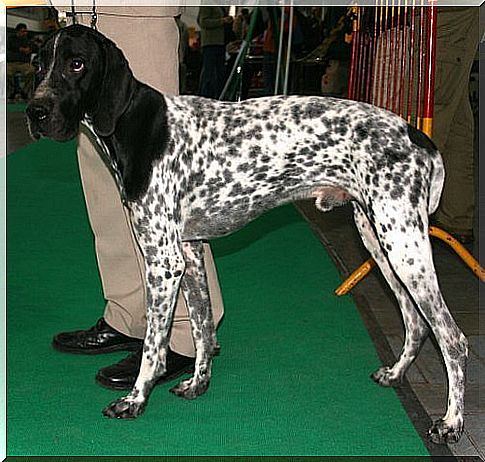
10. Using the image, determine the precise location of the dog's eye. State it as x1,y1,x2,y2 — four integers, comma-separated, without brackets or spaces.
70,58,85,73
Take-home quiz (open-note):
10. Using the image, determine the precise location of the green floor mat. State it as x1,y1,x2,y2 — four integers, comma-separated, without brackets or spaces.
7,139,429,456
6,103,28,113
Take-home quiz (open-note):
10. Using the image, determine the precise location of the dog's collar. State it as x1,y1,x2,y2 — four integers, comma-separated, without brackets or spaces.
81,117,127,204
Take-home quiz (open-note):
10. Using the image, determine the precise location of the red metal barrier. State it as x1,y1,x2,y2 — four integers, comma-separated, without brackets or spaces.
338,4,484,296
422,6,437,135
347,4,437,136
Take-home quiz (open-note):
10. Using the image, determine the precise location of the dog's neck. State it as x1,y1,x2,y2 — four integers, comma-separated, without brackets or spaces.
81,83,170,205
81,116,128,204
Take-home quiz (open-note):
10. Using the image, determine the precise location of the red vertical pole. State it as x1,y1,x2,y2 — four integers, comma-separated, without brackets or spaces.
372,4,379,104
378,4,388,107
347,7,359,100
392,5,401,114
388,2,396,112
360,12,370,102
355,7,362,100
356,8,365,100
384,3,392,110
378,4,385,106
368,5,380,103
407,4,416,123
364,31,372,102
360,31,367,101
375,5,381,105
416,3,426,129
422,4,437,137
399,3,408,117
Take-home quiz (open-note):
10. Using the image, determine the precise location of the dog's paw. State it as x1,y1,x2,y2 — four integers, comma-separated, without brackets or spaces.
428,418,463,445
370,366,402,387
169,378,209,400
102,397,146,419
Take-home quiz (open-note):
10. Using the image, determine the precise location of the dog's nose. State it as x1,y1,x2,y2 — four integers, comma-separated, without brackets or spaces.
27,103,49,122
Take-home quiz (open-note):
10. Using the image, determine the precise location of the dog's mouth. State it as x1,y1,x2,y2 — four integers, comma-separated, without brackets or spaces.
26,116,44,140
27,114,78,143
28,124,78,143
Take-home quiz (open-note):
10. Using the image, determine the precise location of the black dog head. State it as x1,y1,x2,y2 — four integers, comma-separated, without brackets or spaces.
26,24,136,141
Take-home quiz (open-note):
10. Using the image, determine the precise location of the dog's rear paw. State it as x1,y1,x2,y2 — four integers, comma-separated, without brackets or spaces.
428,418,463,445
370,366,402,387
102,396,146,419
169,378,209,400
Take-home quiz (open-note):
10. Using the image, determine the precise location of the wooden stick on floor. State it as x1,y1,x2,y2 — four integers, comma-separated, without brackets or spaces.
335,226,485,296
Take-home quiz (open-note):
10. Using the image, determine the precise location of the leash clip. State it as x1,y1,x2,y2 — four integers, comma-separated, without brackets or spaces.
90,0,98,30
66,0,97,30
90,11,98,30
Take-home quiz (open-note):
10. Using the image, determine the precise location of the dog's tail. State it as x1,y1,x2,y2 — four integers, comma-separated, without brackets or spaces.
428,151,445,215
407,123,445,215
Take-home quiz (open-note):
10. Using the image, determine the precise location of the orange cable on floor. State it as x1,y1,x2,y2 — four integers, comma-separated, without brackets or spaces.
335,226,485,296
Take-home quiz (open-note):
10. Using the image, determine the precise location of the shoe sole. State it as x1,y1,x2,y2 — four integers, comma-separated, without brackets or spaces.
95,364,195,391
52,340,143,355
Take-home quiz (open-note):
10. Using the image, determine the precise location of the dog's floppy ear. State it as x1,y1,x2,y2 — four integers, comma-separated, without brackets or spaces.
92,36,136,137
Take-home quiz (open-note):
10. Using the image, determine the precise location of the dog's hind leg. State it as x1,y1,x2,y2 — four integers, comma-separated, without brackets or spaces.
365,199,467,444
103,215,186,419
352,202,429,387
170,240,217,399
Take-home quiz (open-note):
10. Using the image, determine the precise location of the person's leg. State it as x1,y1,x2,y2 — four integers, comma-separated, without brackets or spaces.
53,10,224,378
6,63,16,98
214,45,227,99
77,128,147,340
199,46,217,98
263,52,275,96
432,8,479,238
7,62,26,98
18,62,35,99
102,12,225,352
52,126,145,353
199,47,208,97
434,83,475,235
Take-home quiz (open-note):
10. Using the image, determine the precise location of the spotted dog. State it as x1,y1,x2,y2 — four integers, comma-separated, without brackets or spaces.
27,25,468,444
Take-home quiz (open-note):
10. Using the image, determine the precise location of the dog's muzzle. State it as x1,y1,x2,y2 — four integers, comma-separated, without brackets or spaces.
26,100,52,139
27,102,50,122
26,98,78,142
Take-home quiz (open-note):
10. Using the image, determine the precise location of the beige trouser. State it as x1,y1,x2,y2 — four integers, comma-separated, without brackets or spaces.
432,7,479,234
70,7,224,357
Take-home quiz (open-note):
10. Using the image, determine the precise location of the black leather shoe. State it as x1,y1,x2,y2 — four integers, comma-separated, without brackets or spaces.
52,318,143,354
95,347,195,390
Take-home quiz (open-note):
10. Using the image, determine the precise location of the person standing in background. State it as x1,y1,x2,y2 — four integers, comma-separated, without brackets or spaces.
198,6,232,99
432,7,481,244
7,23,35,100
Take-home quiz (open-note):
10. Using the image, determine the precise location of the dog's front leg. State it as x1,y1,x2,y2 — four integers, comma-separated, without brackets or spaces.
103,212,185,419
170,240,217,399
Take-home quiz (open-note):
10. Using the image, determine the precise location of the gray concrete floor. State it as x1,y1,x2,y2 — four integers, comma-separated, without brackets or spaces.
7,107,483,459
7,111,33,155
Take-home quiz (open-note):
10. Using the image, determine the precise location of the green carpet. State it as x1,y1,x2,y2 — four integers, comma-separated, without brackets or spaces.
7,138,429,456
6,103,28,113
